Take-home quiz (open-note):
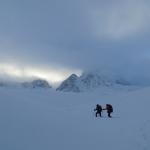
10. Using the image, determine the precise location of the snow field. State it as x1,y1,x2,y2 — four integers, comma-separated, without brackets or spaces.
0,87,150,150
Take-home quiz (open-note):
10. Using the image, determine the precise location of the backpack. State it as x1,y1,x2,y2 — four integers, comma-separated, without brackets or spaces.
107,104,113,112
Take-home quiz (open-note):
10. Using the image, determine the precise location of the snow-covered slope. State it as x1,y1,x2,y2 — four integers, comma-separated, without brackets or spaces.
22,79,52,89
0,79,52,89
0,82,7,87
57,71,131,92
0,87,150,150
56,74,80,92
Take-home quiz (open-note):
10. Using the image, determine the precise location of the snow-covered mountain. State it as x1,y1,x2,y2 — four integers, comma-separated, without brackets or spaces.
0,79,52,89
0,72,133,91
56,74,80,92
56,71,131,92
22,79,52,89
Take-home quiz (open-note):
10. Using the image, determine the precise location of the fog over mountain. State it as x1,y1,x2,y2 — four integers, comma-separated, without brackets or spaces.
1,0,150,85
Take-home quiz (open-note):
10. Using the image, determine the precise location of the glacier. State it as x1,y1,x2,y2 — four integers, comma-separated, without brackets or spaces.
0,86,150,150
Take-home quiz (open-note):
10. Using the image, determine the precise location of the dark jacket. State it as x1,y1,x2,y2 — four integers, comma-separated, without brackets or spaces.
95,104,102,112
106,104,113,113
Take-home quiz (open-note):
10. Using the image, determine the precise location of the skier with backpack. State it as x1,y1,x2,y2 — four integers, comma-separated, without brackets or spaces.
94,104,102,117
104,104,113,118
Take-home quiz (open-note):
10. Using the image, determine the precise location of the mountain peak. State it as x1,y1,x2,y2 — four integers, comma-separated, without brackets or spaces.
22,79,52,89
56,71,131,92
56,74,80,92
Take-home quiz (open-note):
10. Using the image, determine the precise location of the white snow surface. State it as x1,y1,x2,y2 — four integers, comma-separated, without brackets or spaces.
0,86,150,150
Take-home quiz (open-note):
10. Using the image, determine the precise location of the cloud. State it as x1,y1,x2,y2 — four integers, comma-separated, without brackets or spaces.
0,0,150,85
0,63,82,86
90,0,150,39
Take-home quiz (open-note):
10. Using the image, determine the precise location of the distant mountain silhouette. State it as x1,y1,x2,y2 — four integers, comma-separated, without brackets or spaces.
56,71,131,92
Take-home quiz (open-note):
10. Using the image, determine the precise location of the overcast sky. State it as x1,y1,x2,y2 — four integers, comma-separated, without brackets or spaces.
0,0,150,85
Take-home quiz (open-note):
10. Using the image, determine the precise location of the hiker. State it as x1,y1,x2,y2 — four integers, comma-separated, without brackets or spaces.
104,104,113,118
94,104,102,117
